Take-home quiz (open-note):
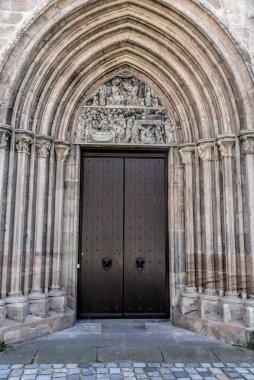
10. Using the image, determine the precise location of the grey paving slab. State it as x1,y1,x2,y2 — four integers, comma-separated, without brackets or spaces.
145,324,192,335
160,347,219,362
124,334,177,347
0,348,37,365
54,324,102,335
97,347,163,363
213,348,254,363
102,323,146,334
34,348,97,364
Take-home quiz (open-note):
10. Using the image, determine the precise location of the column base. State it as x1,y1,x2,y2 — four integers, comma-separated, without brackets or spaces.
219,295,243,323
5,296,29,322
198,293,219,318
48,288,67,313
0,300,6,321
179,288,199,315
243,299,254,328
28,292,49,318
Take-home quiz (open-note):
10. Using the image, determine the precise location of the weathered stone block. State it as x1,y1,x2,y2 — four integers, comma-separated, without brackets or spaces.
0,300,6,321
28,294,49,318
4,323,51,345
49,290,67,313
179,291,199,315
51,308,75,333
198,294,219,318
5,297,29,322
219,296,243,323
243,299,254,328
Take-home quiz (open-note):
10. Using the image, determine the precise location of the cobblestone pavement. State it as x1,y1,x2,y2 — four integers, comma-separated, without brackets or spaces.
1,362,254,380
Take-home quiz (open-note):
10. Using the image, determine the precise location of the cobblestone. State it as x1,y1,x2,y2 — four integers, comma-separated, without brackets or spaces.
0,363,252,380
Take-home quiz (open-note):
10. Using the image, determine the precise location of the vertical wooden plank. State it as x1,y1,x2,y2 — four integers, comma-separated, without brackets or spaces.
79,156,124,316
124,157,167,316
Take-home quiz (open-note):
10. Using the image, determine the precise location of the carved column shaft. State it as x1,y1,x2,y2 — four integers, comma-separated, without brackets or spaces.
0,130,11,212
0,127,12,320
10,132,33,296
29,138,52,297
198,142,216,293
240,133,254,296
217,138,238,295
179,146,196,290
49,143,70,312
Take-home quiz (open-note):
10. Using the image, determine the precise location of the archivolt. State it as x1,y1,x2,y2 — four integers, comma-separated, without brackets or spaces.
0,0,253,143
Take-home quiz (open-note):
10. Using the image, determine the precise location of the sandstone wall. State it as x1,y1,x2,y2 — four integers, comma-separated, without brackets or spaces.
0,0,254,72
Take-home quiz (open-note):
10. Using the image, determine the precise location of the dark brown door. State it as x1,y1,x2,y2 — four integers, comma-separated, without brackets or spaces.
78,152,168,318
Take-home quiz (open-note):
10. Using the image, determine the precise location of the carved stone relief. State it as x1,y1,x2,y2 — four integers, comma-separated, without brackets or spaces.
73,74,178,145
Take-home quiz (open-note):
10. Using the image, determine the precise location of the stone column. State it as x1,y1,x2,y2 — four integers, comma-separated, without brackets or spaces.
217,136,242,323
6,130,33,322
179,145,199,314
48,142,70,312
239,131,254,327
0,125,12,320
28,137,52,317
197,141,219,317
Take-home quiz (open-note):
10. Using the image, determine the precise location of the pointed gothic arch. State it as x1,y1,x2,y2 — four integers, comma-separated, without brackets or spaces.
0,0,254,346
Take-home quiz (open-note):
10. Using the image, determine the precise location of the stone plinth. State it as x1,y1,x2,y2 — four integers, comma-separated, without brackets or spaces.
49,289,67,313
5,296,29,322
179,289,199,315
243,299,254,328
0,300,6,320
0,308,75,345
219,296,243,323
198,293,219,318
28,292,49,318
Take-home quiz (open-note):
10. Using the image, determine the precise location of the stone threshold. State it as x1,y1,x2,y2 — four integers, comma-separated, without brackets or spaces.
0,308,75,346
172,309,254,348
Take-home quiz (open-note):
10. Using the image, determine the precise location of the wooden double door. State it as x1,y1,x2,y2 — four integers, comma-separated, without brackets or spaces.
78,151,168,318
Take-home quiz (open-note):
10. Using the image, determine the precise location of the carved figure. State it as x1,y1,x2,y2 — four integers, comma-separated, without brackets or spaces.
98,86,106,106
111,78,123,105
125,117,135,143
164,116,176,143
145,88,152,107
154,126,163,143
140,126,155,144
131,120,142,143
151,89,159,108
93,91,99,106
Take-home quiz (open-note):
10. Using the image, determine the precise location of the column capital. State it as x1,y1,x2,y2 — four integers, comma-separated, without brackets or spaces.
15,131,33,154
197,141,214,161
179,145,195,165
216,136,235,158
55,142,70,162
36,136,52,158
239,131,254,155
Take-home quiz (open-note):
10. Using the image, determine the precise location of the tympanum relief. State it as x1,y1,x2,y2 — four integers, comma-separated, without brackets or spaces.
73,74,178,145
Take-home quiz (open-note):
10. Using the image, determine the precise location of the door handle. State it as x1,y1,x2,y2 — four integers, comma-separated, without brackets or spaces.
102,256,113,270
135,256,145,271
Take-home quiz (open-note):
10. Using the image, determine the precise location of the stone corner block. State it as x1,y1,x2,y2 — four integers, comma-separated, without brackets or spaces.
49,292,67,313
198,294,219,318
28,295,50,318
5,297,29,322
179,291,199,315
0,300,6,321
243,299,254,328
219,296,243,323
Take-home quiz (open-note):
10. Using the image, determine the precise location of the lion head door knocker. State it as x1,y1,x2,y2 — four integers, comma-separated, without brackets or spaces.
102,256,113,270
135,256,146,271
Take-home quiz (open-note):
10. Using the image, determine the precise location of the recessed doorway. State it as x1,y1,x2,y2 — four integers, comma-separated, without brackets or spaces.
78,150,169,318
